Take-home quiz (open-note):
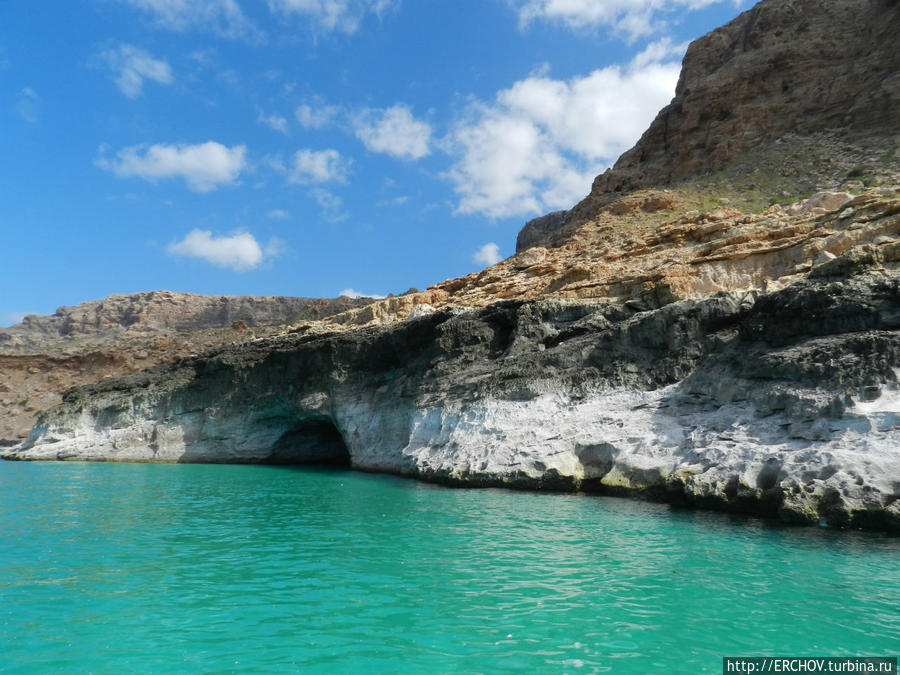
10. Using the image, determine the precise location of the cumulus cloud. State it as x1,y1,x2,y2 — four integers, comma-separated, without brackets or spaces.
445,39,683,218
115,0,262,40
167,229,281,271
267,208,289,220
352,104,432,160
295,99,339,129
257,108,289,134
473,243,502,267
339,288,386,299
96,141,247,192
16,87,39,123
511,0,741,40
289,148,351,184
267,0,398,34
100,44,173,98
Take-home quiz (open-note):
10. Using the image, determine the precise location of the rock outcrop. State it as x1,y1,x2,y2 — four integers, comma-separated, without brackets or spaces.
5,0,900,532
516,210,568,254
7,251,900,530
0,292,372,440
592,0,900,195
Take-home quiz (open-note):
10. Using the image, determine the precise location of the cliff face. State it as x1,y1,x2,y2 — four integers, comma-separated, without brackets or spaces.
0,292,372,441
517,0,900,253
592,0,900,195
6,0,900,532
0,291,370,351
7,250,900,530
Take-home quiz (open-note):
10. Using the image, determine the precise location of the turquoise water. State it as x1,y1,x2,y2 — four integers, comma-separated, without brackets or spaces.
1,462,897,673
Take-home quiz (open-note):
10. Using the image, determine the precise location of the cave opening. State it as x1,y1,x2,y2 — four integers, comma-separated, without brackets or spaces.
265,418,351,467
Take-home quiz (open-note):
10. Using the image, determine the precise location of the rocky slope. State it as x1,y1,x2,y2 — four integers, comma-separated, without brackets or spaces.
517,0,900,252
7,247,900,530
5,0,900,531
594,0,900,195
0,292,371,441
0,291,370,351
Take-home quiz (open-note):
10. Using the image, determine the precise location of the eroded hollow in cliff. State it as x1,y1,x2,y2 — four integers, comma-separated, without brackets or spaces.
264,418,351,467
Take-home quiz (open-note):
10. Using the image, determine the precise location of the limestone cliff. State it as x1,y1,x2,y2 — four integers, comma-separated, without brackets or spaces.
7,249,900,530
5,0,900,532
0,292,371,441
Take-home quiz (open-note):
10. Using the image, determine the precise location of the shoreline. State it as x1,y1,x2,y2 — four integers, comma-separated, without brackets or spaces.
4,452,899,535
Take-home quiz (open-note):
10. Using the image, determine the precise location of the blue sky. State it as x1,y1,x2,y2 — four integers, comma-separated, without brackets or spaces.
1,0,749,324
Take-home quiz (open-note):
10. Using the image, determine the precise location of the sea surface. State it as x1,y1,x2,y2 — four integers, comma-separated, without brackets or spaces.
1,461,897,674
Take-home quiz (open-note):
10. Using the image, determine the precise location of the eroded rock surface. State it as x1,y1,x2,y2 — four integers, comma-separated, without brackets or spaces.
0,292,372,440
308,189,900,330
592,0,900,196
7,253,900,531
5,0,900,532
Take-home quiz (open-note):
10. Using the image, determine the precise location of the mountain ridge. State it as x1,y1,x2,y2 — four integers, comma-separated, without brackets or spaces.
0,291,372,440
517,0,900,252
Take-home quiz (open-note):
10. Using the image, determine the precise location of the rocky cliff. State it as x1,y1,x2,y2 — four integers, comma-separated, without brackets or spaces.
5,0,900,532
0,291,370,351
517,0,900,253
594,0,900,195
7,248,900,530
0,292,371,441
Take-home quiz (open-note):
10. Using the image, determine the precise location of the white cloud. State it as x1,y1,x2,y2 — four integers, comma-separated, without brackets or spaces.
473,243,502,267
268,208,290,220
167,229,281,271
511,0,740,40
445,40,682,218
116,0,262,40
295,99,339,129
339,288,386,299
289,148,351,184
16,88,39,123
376,195,409,207
96,141,247,192
308,188,349,222
257,108,289,134
100,44,173,98
352,104,432,160
267,0,398,34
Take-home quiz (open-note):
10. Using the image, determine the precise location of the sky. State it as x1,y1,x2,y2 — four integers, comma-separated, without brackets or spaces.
1,0,750,325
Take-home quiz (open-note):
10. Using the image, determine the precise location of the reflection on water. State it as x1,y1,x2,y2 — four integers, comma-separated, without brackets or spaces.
1,461,897,673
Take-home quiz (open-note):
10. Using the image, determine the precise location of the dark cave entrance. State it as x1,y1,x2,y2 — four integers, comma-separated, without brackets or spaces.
264,418,351,467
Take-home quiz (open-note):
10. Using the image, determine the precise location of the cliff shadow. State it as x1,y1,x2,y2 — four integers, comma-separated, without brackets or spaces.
263,417,351,467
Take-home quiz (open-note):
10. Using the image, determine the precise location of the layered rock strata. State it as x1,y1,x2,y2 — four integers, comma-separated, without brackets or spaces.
0,292,372,440
307,189,900,330
0,291,370,352
6,247,900,531
517,0,900,253
5,0,900,532
593,0,900,196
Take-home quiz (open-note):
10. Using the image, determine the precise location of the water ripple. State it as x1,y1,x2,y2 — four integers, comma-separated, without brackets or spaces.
1,462,898,673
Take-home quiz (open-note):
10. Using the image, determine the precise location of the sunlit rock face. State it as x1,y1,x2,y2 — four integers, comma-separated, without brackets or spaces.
514,0,900,253
5,0,900,534
7,252,900,531
591,0,900,196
